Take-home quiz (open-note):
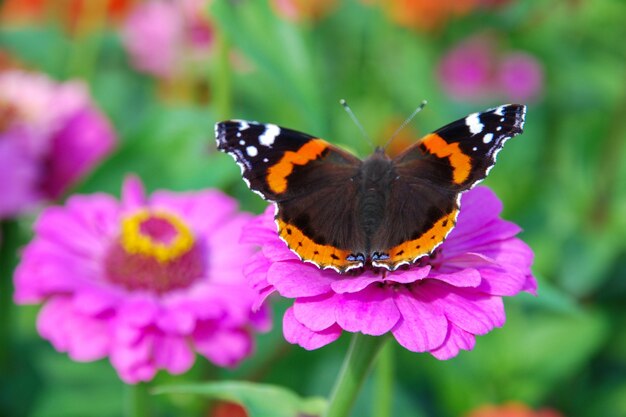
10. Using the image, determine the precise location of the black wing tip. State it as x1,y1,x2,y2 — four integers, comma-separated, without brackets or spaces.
506,104,526,134
515,104,527,132
215,120,250,149
214,122,225,148
487,104,526,134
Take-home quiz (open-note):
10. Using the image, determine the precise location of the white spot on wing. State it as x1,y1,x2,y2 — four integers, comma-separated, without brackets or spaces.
494,105,506,116
246,146,258,157
466,113,483,135
239,140,245,145
483,133,494,144
239,121,250,130
259,124,280,147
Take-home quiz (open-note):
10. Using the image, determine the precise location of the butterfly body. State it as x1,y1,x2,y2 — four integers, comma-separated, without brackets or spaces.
216,104,526,273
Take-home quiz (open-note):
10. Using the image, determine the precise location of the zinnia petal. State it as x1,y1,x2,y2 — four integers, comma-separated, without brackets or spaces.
283,307,342,350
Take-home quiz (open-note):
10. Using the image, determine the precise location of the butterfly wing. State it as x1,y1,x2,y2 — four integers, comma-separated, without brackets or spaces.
393,104,526,190
370,104,526,270
216,120,366,272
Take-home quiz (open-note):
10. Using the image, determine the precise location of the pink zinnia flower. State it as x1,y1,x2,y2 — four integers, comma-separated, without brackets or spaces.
0,69,116,218
244,187,535,358
438,35,544,103
122,0,213,78
14,177,270,383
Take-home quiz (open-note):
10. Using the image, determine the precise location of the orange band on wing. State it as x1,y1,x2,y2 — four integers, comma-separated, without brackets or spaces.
267,139,328,194
376,209,458,269
421,134,471,184
277,218,358,271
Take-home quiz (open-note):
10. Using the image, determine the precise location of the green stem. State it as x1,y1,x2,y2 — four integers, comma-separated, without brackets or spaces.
65,0,107,80
324,334,388,417
0,220,20,373
125,382,149,417
372,339,394,417
213,31,233,121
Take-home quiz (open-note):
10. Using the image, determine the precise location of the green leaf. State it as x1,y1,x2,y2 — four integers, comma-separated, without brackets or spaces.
0,27,70,77
210,0,324,131
154,381,327,417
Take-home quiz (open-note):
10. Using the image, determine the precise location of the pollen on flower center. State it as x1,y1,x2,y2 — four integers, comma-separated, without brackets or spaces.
105,209,206,294
121,210,194,263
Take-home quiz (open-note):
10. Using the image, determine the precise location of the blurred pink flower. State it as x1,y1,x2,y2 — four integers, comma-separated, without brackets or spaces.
498,52,545,103
465,402,564,417
438,36,496,101
122,0,213,78
14,177,270,383
0,131,40,216
438,35,544,103
243,187,535,357
0,70,116,219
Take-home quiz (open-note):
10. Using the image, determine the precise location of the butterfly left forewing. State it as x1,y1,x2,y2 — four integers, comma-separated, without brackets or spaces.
371,104,526,270
216,120,323,201
216,120,365,272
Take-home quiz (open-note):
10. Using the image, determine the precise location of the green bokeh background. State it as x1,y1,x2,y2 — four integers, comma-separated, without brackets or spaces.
1,0,625,416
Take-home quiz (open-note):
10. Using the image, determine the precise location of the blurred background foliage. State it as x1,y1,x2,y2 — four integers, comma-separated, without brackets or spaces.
0,0,625,416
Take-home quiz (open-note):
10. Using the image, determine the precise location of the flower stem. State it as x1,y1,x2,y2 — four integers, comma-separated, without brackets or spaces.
212,31,232,121
324,334,388,417
373,339,394,417
125,382,149,417
66,0,107,81
0,220,20,373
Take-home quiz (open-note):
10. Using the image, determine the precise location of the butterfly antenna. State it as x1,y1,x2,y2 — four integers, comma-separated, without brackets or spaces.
340,99,375,149
384,100,428,149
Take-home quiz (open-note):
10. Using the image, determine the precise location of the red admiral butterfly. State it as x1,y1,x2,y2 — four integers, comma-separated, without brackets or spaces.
216,104,526,273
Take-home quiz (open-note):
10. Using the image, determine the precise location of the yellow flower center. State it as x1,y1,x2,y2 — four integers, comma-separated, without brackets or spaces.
120,210,194,263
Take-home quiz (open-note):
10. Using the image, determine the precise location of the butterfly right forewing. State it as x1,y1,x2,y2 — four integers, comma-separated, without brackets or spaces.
370,104,526,270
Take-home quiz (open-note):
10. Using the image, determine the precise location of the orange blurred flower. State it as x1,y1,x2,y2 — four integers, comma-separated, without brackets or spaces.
466,402,564,417
378,115,422,158
364,0,515,31
1,0,138,33
211,402,249,417
370,0,479,31
271,0,338,22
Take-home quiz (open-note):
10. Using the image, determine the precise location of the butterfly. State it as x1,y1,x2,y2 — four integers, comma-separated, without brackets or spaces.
216,104,526,273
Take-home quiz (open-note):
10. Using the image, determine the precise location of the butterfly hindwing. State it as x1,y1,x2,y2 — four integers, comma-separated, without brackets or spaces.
368,177,459,270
